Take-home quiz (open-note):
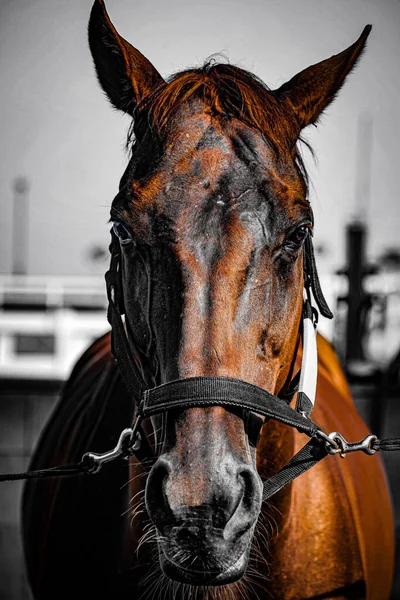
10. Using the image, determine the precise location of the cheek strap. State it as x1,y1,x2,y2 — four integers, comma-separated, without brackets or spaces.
295,296,318,418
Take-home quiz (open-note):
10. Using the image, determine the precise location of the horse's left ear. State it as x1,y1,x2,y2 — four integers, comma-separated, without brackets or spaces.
276,25,372,139
88,0,164,114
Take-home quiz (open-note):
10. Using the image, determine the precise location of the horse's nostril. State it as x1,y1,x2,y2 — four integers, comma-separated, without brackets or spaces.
238,466,262,511
222,466,263,542
145,458,174,533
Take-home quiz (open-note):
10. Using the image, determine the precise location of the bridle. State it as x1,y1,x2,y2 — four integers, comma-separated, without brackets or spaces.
95,226,369,502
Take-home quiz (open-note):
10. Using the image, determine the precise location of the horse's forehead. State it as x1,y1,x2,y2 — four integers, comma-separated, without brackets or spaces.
141,115,303,217
163,111,295,178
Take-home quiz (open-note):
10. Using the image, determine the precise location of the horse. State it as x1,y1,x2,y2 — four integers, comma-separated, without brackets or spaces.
22,1,395,598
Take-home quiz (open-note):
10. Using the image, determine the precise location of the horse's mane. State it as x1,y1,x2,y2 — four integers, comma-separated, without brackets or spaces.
128,59,312,191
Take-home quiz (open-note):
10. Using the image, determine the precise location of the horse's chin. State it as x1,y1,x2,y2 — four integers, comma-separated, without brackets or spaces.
158,542,250,585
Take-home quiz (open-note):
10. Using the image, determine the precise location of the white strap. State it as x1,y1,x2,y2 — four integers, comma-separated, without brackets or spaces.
296,293,318,417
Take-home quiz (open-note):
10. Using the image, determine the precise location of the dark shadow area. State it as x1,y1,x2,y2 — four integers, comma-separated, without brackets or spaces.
0,379,62,600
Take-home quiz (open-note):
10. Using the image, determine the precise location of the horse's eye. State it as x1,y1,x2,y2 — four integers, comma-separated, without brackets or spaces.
286,224,310,248
113,221,134,245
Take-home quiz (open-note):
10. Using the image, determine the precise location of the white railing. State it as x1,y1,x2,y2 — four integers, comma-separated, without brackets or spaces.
0,275,109,380
0,274,107,309
0,308,109,381
1,271,400,381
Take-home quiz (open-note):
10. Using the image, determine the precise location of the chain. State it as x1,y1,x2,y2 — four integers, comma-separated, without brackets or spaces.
315,430,378,459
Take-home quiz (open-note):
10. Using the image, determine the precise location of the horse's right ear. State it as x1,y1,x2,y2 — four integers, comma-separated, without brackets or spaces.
88,0,164,115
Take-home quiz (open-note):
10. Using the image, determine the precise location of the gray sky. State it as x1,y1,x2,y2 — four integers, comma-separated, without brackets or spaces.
0,0,399,275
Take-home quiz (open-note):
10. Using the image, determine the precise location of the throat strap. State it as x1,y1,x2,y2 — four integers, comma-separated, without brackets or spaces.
261,437,328,501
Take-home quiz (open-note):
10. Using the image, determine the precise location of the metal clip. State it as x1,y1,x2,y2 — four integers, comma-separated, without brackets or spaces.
130,431,142,453
324,431,378,459
311,306,319,328
83,428,133,474
127,412,143,455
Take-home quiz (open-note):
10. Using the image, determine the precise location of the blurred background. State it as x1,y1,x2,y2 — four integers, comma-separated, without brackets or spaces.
0,0,400,598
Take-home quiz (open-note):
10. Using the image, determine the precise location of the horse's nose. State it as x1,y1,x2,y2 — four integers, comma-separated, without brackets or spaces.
145,455,263,541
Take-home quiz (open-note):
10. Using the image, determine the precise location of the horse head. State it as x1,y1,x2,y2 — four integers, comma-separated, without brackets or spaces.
89,0,370,586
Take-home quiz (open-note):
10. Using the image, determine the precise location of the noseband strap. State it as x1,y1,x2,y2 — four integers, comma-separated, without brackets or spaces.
141,376,318,437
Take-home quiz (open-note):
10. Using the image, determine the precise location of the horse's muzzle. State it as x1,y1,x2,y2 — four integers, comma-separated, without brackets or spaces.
145,452,263,584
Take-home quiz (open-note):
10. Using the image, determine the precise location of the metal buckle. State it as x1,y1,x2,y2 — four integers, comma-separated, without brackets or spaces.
311,306,319,328
127,406,144,451
316,430,377,459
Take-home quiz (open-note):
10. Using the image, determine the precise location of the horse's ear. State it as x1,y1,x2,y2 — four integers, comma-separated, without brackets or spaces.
276,25,372,138
88,0,164,114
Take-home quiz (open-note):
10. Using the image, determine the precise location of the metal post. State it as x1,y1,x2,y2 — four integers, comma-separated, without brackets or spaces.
344,221,366,364
12,176,29,275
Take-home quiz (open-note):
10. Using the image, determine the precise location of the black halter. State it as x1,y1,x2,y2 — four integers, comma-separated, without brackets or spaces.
105,228,337,501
